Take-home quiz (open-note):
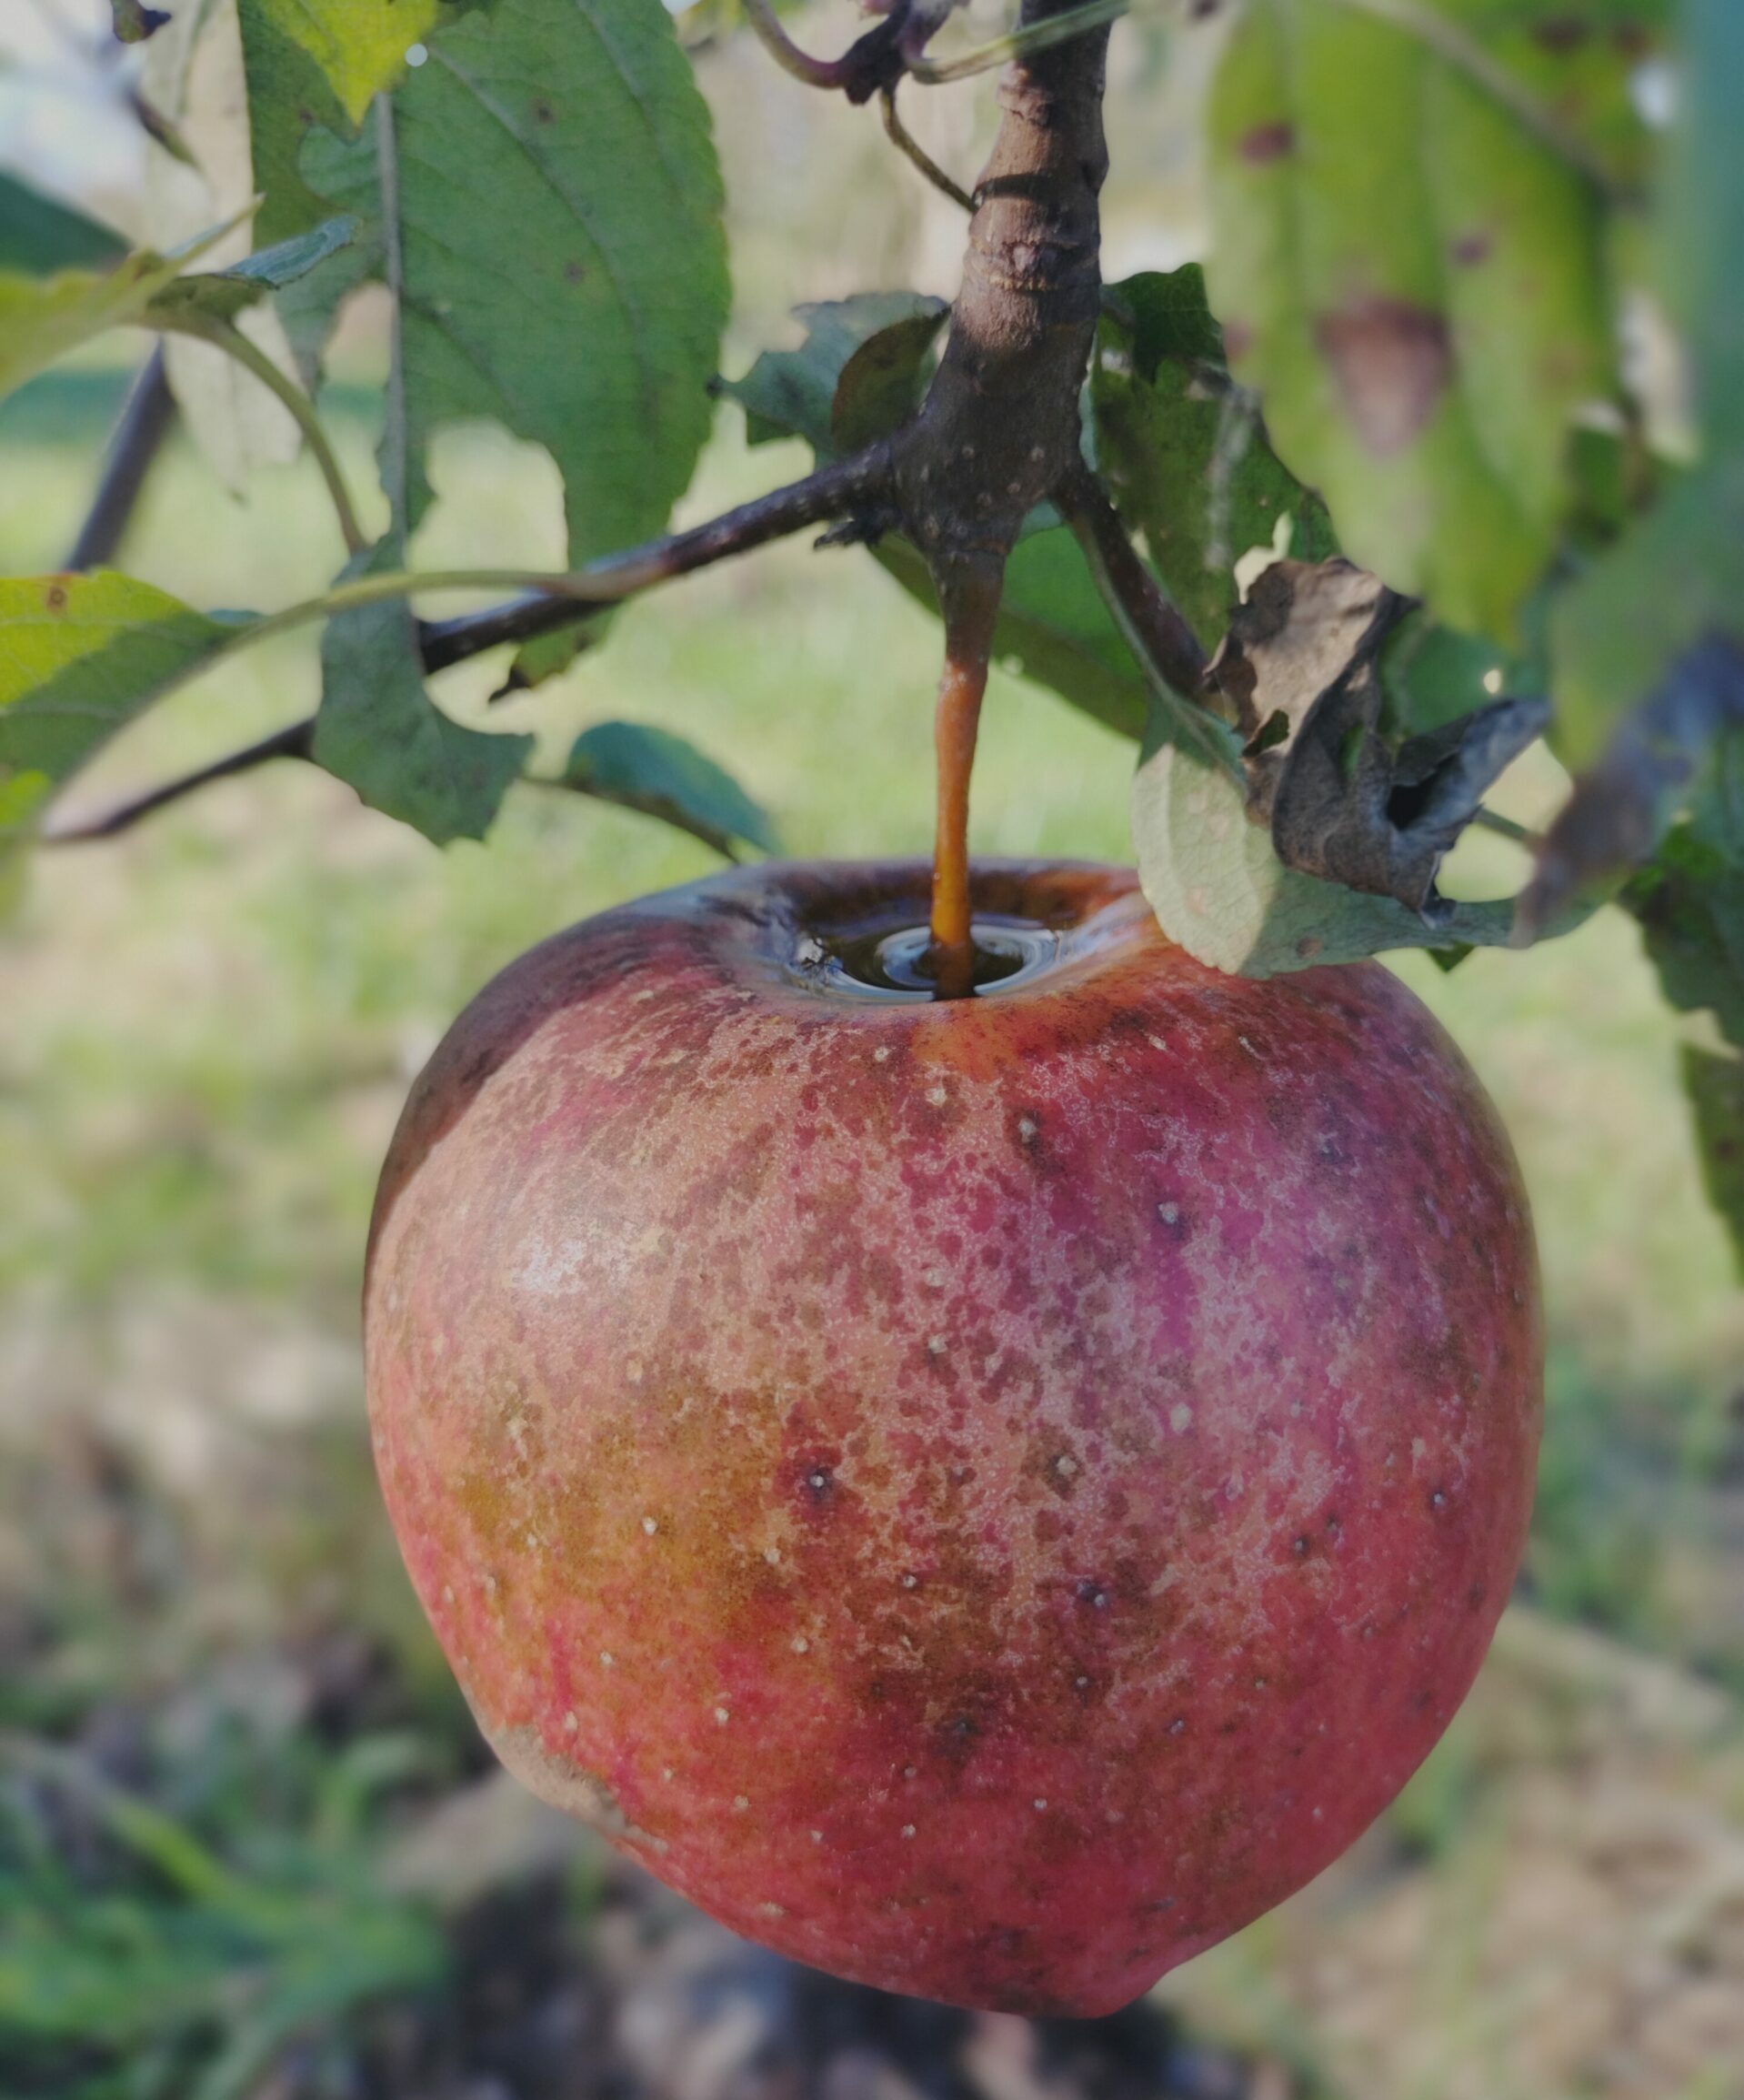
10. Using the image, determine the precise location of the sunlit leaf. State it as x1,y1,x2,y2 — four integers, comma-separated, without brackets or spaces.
0,219,237,405
1206,0,1614,638
0,574,236,853
242,0,456,127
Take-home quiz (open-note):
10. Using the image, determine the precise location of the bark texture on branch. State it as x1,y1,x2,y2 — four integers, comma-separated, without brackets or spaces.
894,0,1112,579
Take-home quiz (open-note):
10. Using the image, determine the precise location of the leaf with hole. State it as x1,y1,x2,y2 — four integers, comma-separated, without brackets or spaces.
1131,687,1597,979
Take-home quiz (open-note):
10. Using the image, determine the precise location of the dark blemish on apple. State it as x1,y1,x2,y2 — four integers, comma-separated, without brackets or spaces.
1240,120,1294,163
1428,1488,1448,1512
1292,1534,1310,1557
1467,1580,1487,1611
1076,1579,1111,1610
1155,1201,1187,1234
1167,1716,1186,1736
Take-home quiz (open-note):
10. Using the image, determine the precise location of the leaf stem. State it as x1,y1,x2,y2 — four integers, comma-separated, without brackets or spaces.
154,314,367,556
1056,469,1243,780
879,87,974,210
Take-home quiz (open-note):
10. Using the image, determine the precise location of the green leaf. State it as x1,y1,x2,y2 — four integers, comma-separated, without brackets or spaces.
297,0,730,564
238,0,356,256
0,174,126,276
0,216,239,405
561,720,778,857
1381,605,1540,735
1680,1045,1744,1280
0,573,235,852
1665,0,1744,454
1549,0,1744,766
243,0,456,128
144,216,358,329
831,306,948,454
110,0,170,42
727,295,1153,740
726,294,947,453
310,542,532,845
1092,266,1336,651
1130,692,1595,976
1205,0,1613,639
1625,824,1744,1046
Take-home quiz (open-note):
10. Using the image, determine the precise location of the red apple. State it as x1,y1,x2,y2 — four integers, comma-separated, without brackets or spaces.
364,859,1540,2016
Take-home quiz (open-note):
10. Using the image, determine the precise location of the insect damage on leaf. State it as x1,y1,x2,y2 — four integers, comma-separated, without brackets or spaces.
1209,558,1548,916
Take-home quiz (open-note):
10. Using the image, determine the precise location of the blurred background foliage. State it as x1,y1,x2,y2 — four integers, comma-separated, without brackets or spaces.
2,3,1742,2097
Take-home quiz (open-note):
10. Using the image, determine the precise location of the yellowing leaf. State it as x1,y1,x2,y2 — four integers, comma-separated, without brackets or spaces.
0,218,237,403
0,574,236,849
245,0,454,127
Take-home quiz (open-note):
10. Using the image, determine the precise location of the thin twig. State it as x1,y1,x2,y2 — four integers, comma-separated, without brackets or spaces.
45,451,892,843
42,721,314,843
420,445,891,668
1054,467,1242,752
739,0,847,87
65,346,175,570
879,87,974,211
738,0,907,100
1470,807,1542,849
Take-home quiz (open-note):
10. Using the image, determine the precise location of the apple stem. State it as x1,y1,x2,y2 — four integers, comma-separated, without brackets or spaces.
928,558,1006,1000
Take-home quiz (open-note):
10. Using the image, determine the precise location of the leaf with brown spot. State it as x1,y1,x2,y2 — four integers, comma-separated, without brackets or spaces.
1206,0,1615,638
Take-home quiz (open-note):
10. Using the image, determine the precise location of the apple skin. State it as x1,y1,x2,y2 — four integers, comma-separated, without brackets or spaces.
364,859,1541,2017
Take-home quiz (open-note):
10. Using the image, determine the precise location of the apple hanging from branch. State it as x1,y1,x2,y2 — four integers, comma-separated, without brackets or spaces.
364,858,1540,2015
356,0,1544,2022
